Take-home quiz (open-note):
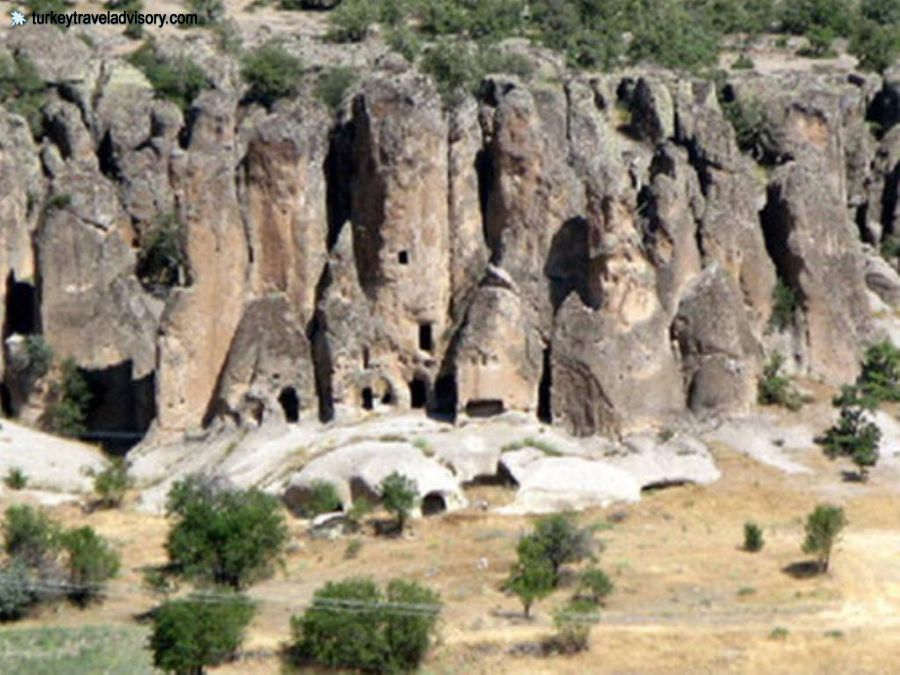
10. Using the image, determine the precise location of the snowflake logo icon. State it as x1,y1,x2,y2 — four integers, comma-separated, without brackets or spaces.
10,10,26,26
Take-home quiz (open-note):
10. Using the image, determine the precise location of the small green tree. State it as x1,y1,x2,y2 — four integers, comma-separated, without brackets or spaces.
744,522,764,552
45,358,92,438
137,212,189,293
802,504,847,573
577,566,614,605
503,537,555,618
291,577,441,672
127,42,211,112
3,468,28,491
165,476,288,589
88,458,134,509
858,340,900,403
380,472,419,534
60,526,120,605
769,277,800,332
150,593,255,674
2,505,60,568
529,513,594,582
850,21,900,73
0,559,36,621
240,42,303,108
818,385,881,482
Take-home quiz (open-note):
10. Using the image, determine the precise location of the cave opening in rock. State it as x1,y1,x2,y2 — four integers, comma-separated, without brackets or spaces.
278,387,300,423
0,383,11,417
434,373,457,420
410,377,428,409
538,346,553,424
362,387,374,410
398,250,409,265
381,386,394,405
465,399,505,417
422,492,447,516
81,361,156,454
418,323,433,353
362,346,370,369
4,273,37,338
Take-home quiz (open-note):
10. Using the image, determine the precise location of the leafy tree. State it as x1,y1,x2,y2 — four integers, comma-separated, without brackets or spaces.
758,354,804,411
688,0,776,34
780,0,853,36
503,537,555,617
165,476,288,589
799,25,836,57
137,212,189,294
3,505,60,568
328,0,378,42
850,21,900,73
60,526,120,605
802,504,846,573
467,0,527,40
240,42,304,108
627,0,721,71
380,472,418,533
291,577,441,672
24,335,53,377
818,385,881,482
744,521,764,552
528,513,594,582
861,0,900,25
150,592,255,674
0,559,36,621
45,358,92,438
858,340,900,403
128,42,210,112
88,458,134,509
299,480,343,518
577,566,614,605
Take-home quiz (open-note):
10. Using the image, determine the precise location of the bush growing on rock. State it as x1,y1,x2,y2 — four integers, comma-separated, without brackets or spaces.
291,577,441,672
137,212,189,294
380,472,418,534
769,277,801,332
850,21,900,72
758,354,804,411
44,358,92,439
803,504,846,573
780,0,853,36
314,66,356,113
858,340,900,404
165,476,288,589
300,479,343,518
327,0,378,42
149,592,255,674
127,42,211,112
240,42,304,108
0,53,47,138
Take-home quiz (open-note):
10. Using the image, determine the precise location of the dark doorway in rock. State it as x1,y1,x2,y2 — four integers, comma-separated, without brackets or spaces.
382,387,394,405
362,346,370,369
81,361,156,454
0,383,11,417
410,378,428,409
4,273,37,337
538,347,552,424
278,387,300,423
398,250,409,265
362,387,374,410
422,492,447,516
434,374,457,420
465,399,504,417
418,323,433,352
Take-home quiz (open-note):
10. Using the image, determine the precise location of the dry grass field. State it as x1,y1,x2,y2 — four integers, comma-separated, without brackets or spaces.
2,433,900,674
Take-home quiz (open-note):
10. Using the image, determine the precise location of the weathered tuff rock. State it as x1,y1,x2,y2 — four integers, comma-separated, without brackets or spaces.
0,30,896,449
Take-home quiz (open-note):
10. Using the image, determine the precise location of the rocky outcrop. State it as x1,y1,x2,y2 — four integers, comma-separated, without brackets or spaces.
0,30,895,450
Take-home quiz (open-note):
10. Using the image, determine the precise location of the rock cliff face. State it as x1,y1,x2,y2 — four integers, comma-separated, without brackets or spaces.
2,28,899,445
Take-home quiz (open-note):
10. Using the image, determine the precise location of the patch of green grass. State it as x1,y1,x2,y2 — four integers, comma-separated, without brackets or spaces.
737,586,756,597
501,437,562,457
769,626,789,640
0,625,153,674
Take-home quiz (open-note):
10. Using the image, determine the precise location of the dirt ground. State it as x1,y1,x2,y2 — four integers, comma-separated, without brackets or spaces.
3,430,900,674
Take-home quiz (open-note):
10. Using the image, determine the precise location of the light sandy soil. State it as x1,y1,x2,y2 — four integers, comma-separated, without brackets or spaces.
4,426,900,674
